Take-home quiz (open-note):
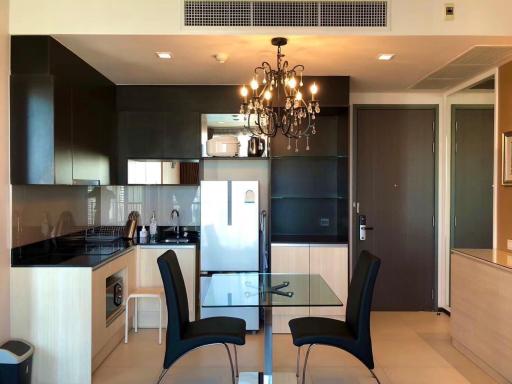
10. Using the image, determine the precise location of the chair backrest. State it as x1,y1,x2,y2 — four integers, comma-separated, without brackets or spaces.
345,250,381,340
157,250,190,341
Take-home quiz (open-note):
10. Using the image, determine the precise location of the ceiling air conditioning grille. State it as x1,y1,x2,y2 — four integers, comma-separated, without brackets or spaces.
253,1,318,27
320,1,387,27
183,0,389,28
184,1,252,26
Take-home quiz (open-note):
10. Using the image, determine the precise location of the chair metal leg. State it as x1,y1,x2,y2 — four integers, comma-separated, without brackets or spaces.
301,344,314,384
370,369,381,384
124,297,130,343
156,368,168,384
223,343,236,384
296,347,301,378
233,344,239,378
134,297,138,333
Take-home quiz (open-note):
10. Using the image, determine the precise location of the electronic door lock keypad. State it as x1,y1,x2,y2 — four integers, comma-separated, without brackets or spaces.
359,215,373,241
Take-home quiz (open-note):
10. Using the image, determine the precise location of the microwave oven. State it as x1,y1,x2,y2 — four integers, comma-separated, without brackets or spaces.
106,275,124,325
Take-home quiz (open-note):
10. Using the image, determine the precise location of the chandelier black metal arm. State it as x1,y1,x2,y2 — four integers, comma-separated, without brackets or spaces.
239,37,320,152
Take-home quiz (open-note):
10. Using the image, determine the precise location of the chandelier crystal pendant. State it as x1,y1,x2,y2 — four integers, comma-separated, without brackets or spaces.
239,37,320,152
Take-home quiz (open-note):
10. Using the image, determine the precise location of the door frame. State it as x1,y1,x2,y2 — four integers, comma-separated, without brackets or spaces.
351,104,440,310
450,104,495,249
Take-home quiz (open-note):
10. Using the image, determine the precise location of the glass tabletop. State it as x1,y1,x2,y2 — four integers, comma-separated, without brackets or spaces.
202,273,343,308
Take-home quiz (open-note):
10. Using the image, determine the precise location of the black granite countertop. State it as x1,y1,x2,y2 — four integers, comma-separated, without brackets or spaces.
11,229,199,269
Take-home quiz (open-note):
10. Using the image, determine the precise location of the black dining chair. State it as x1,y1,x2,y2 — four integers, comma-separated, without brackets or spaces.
156,250,246,384
289,250,381,384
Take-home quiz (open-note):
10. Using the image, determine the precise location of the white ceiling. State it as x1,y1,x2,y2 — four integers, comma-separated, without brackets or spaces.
54,35,512,92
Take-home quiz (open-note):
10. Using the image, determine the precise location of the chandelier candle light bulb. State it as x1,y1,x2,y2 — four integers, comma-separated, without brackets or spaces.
250,78,259,91
310,82,318,101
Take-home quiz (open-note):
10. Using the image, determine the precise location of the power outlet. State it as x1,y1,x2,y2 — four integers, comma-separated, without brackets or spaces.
507,239,512,251
445,3,455,21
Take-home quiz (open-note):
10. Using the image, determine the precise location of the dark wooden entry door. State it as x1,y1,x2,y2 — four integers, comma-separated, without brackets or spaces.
355,107,436,311
452,107,494,249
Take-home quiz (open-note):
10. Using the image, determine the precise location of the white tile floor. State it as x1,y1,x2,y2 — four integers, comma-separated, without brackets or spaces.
93,312,497,384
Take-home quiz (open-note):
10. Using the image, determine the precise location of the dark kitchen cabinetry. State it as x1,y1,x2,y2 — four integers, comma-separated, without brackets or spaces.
116,85,240,184
10,36,116,185
270,86,349,243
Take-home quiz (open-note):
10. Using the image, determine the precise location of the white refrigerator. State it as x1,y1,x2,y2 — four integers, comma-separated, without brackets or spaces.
200,180,260,330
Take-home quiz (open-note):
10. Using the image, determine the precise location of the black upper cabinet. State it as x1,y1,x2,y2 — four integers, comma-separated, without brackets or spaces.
10,36,116,185
115,85,240,184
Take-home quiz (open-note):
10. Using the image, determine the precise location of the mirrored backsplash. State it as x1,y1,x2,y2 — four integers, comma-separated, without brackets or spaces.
12,185,200,247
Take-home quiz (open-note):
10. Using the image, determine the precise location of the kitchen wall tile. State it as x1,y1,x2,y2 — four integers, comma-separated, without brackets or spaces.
12,185,90,247
12,185,200,247
99,185,200,227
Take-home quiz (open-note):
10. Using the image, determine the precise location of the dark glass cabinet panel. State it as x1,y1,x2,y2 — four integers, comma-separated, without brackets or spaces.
271,158,339,198
270,96,349,243
271,198,343,237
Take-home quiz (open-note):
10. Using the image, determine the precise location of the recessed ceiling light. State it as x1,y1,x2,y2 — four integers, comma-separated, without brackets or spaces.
156,52,172,60
378,53,395,61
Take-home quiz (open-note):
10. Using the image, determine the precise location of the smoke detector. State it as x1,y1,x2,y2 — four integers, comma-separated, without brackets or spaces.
214,53,229,63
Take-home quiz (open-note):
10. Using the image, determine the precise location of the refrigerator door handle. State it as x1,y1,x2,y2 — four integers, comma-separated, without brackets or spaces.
227,180,232,226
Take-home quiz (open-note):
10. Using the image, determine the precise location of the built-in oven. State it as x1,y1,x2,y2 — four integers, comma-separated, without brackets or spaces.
106,275,124,326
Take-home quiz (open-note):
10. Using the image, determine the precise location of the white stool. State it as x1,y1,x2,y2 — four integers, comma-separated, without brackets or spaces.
124,288,164,345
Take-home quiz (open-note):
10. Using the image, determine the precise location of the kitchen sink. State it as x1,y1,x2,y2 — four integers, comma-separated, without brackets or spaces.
159,238,190,244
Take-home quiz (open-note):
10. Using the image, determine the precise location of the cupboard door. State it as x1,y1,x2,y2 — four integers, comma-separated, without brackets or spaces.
137,246,196,327
173,247,196,321
271,244,309,333
309,244,348,320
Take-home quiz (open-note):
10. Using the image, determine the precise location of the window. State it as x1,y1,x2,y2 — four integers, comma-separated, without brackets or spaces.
127,159,199,185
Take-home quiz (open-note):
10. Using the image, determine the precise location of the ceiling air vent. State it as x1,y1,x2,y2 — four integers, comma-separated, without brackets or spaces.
411,46,512,90
183,0,388,28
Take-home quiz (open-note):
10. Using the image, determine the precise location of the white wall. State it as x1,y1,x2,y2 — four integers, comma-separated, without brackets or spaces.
9,0,512,36
0,0,10,342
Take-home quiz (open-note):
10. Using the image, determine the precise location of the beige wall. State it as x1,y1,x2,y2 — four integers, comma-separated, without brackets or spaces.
9,0,512,36
497,61,512,250
0,0,10,342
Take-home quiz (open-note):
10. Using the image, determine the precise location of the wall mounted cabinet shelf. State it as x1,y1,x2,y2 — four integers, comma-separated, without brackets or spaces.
269,89,349,244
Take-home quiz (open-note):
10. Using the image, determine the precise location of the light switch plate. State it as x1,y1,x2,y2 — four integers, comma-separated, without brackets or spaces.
445,3,455,21
507,239,512,251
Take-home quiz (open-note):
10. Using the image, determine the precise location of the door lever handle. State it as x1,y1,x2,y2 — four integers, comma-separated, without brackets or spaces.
365,227,374,230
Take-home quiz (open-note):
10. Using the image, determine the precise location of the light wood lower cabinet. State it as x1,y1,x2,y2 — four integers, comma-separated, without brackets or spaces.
310,245,348,320
137,245,196,327
91,249,136,371
271,243,348,333
271,244,310,333
451,250,512,383
11,249,136,384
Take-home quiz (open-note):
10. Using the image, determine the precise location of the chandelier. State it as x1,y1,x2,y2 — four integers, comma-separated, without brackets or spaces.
239,37,320,152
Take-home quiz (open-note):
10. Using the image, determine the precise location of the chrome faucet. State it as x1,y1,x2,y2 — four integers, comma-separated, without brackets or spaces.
170,209,180,238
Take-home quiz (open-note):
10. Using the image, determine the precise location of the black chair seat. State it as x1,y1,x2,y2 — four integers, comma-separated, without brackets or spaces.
289,316,355,348
157,250,247,384
184,317,246,345
288,251,381,382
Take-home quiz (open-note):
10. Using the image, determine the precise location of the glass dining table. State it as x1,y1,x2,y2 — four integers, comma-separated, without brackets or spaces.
202,273,344,383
